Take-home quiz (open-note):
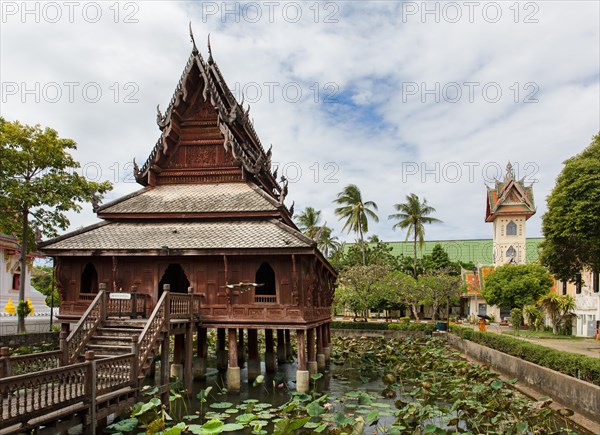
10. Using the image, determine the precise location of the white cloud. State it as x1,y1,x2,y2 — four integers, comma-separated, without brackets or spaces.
1,0,598,243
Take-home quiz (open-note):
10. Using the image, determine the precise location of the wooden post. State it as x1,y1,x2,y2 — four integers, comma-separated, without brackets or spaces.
84,351,97,435
307,328,317,374
172,334,184,379
131,336,139,386
285,329,292,360
216,328,227,370
160,332,170,404
99,283,107,321
296,330,308,392
194,326,208,379
316,325,325,371
276,329,286,363
59,331,68,366
247,328,260,381
237,328,245,367
323,322,331,364
264,329,276,372
227,328,240,393
130,285,138,319
184,322,193,393
0,347,10,378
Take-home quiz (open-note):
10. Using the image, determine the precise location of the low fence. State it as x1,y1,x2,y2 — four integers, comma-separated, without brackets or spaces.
0,331,59,348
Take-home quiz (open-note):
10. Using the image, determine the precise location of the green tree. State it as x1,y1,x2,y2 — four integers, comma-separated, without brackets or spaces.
538,293,576,335
481,264,553,310
334,265,390,319
295,206,322,240
540,133,600,280
388,193,442,277
31,265,59,307
316,225,340,258
420,272,463,321
386,270,423,320
0,118,112,332
334,184,379,266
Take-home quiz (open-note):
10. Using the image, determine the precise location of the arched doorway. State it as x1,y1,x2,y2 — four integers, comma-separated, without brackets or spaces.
255,263,276,297
80,263,98,294
158,264,190,296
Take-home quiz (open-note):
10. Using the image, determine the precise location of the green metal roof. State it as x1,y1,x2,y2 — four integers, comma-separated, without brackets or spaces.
366,238,543,265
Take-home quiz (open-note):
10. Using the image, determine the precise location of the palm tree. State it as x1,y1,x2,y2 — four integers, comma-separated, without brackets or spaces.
334,184,379,265
538,293,575,335
388,193,442,277
317,225,340,258
295,207,322,240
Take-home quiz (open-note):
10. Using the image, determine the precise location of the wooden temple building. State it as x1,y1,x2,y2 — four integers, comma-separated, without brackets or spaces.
39,34,336,395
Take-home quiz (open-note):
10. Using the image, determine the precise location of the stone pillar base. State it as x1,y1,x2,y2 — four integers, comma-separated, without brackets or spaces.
227,367,241,393
265,351,276,372
317,354,326,371
170,363,183,380
216,350,228,371
296,370,309,393
247,359,261,381
193,357,207,380
308,361,318,375
154,361,161,381
323,347,331,364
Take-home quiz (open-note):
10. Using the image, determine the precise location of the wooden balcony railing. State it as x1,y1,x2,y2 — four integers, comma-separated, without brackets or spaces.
106,292,148,318
137,292,168,373
254,295,277,304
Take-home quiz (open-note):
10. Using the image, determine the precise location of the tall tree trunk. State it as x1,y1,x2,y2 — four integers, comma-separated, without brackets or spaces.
413,231,417,278
411,304,419,320
17,208,29,333
359,226,366,266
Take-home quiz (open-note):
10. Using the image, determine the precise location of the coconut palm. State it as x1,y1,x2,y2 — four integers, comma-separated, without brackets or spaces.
388,193,442,277
317,225,340,258
295,207,322,240
334,184,379,265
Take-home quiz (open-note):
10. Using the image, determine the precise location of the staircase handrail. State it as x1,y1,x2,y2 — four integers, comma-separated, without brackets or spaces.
136,291,169,373
65,290,106,364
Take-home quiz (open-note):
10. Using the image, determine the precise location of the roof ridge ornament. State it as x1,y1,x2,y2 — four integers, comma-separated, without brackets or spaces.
207,33,213,63
505,161,514,181
189,22,198,54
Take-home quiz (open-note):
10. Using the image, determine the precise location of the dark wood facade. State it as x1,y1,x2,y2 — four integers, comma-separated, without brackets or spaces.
40,37,336,332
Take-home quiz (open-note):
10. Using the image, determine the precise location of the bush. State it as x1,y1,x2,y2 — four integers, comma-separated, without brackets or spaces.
399,316,411,323
450,325,600,386
510,308,523,329
388,323,435,334
329,321,388,330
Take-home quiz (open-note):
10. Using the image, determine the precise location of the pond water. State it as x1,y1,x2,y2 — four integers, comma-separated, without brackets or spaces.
104,337,589,435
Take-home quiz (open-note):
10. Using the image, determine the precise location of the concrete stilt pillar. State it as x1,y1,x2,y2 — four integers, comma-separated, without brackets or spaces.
247,329,260,381
171,334,184,379
307,328,317,375
194,326,208,380
237,328,245,367
296,329,309,393
216,328,227,371
323,323,331,364
276,329,286,364
264,329,276,372
184,323,194,392
227,328,240,393
316,325,325,371
285,329,293,360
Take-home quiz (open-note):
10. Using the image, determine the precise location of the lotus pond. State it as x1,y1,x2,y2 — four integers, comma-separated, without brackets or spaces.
106,337,586,434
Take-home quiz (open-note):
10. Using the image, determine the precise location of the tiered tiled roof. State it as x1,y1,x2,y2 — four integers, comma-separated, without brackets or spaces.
485,162,535,222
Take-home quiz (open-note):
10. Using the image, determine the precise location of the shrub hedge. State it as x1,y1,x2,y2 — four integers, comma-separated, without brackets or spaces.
450,324,600,386
329,321,435,334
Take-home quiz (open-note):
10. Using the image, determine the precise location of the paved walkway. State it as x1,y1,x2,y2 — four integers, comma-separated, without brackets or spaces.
467,323,600,358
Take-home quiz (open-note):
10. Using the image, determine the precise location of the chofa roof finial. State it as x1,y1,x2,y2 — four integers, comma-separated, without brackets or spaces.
207,33,213,63
505,161,514,181
189,22,198,54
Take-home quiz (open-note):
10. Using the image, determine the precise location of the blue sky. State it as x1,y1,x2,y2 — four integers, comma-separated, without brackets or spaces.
1,1,599,244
